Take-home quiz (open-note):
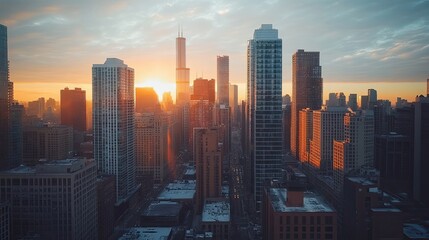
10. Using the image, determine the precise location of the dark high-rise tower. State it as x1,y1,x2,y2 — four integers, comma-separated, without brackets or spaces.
247,24,283,208
0,24,9,170
217,55,229,105
60,87,87,132
291,50,323,159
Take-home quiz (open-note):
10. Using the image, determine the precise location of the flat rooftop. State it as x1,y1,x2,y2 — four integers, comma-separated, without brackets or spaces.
118,227,172,240
202,199,230,223
2,159,93,175
269,188,335,213
142,201,182,217
157,180,196,200
347,176,376,186
403,223,429,239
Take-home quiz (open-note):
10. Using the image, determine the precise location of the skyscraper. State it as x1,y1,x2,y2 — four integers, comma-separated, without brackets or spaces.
0,24,9,170
60,87,86,132
175,30,190,151
93,58,137,203
176,30,190,105
368,89,377,110
291,50,323,158
360,95,368,110
298,108,313,164
348,93,358,111
217,55,229,105
229,84,238,125
247,24,283,207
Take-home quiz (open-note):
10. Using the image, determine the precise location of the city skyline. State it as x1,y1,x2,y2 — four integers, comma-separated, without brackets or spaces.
1,0,428,103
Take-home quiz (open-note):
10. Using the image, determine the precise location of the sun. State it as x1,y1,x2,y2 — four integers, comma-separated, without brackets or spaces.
136,79,176,101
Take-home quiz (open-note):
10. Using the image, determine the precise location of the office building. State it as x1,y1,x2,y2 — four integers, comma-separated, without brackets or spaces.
0,24,9,170
283,94,291,105
333,111,374,193
217,104,230,159
360,95,368,110
310,106,347,174
217,56,229,105
22,124,73,165
0,159,97,239
368,89,377,110
413,95,429,206
93,58,137,203
27,97,45,118
375,133,412,196
229,84,238,125
192,78,215,104
0,202,10,240
291,49,323,159
263,187,337,240
96,175,115,240
60,87,86,132
374,100,393,135
327,93,345,107
194,127,222,212
298,108,313,164
162,92,174,111
136,87,161,113
135,112,168,184
247,24,283,207
348,94,358,111
8,102,24,168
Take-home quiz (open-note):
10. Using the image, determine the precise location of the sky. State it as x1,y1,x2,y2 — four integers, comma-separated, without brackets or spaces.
1,0,428,104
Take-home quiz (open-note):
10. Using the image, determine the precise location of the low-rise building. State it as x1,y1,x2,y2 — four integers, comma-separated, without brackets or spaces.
118,227,172,240
201,199,230,240
141,201,185,227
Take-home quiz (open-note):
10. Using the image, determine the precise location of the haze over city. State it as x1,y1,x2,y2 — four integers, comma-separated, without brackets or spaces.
1,0,428,102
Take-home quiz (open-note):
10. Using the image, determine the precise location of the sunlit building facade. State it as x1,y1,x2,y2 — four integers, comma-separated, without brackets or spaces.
291,50,323,159
217,55,229,105
60,87,86,132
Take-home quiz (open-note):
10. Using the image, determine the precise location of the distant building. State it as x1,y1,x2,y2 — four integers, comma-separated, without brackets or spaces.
217,56,229,105
360,95,368,110
27,97,45,118
93,58,137,203
310,106,347,174
136,87,160,113
263,187,337,240
0,24,9,171
374,100,393,135
194,128,222,212
157,180,196,206
326,92,346,107
135,112,168,184
191,78,215,104
368,89,377,110
201,199,231,240
0,159,97,239
216,104,230,158
8,102,24,168
22,124,73,165
348,93,358,111
61,87,86,132
333,110,374,193
229,84,238,125
283,105,291,151
283,94,291,105
291,49,323,159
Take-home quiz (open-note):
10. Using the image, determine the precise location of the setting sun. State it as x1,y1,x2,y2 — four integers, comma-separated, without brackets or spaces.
136,79,176,101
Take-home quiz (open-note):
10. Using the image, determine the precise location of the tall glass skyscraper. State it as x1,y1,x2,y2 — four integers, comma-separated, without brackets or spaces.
93,58,137,203
247,24,283,208
0,24,9,170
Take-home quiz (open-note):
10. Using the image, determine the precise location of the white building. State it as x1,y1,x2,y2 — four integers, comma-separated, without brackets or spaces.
0,159,97,239
93,58,137,203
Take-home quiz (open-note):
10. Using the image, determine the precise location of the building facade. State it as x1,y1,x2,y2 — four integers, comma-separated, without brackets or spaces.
291,50,323,159
60,87,86,132
217,56,229,105
247,24,283,207
93,58,137,203
0,159,97,239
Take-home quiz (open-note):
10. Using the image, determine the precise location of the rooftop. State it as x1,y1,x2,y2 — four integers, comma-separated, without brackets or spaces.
347,176,376,186
268,188,335,213
403,223,429,239
2,159,94,175
118,227,172,240
202,199,230,223
142,201,182,217
157,180,196,200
